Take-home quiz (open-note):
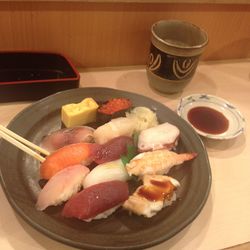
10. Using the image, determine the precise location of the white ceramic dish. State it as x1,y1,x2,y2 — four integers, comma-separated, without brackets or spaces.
177,94,245,140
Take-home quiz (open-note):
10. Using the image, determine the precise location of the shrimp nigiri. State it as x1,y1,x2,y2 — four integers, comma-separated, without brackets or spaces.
126,149,197,177
36,164,89,211
40,143,97,180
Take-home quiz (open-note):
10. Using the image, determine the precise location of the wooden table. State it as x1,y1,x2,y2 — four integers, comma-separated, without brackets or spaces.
0,60,249,250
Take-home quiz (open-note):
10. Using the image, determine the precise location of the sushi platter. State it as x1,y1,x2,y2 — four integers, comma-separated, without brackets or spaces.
0,87,211,249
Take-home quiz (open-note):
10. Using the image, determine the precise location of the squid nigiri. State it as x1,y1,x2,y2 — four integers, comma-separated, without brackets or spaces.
138,122,180,152
83,159,129,188
62,180,129,221
126,149,197,177
40,143,97,180
40,126,95,153
36,164,89,211
123,175,179,218
93,117,135,144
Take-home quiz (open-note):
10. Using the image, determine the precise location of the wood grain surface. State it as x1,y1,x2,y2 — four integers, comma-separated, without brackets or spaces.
0,2,249,67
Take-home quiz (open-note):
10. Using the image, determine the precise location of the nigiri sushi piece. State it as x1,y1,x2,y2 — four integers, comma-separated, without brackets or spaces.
40,126,95,153
123,175,180,218
40,143,97,180
83,159,129,188
97,98,132,124
138,122,180,152
93,117,135,144
126,149,197,177
93,136,134,164
36,164,90,211
62,180,129,221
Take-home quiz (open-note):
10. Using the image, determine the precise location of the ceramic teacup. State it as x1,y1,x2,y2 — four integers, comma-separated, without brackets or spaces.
146,20,208,94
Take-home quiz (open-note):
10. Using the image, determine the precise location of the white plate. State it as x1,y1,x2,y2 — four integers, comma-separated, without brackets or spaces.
177,94,245,139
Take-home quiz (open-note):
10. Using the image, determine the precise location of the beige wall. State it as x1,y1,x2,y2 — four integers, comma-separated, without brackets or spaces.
0,2,249,67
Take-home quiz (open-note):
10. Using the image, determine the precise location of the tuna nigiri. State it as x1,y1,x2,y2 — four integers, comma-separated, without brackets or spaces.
40,126,95,153
62,180,129,221
92,136,134,164
40,143,97,180
123,175,179,218
36,164,90,211
93,117,135,144
126,149,197,177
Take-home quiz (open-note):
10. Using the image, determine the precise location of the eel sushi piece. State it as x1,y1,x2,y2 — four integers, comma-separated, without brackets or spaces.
138,122,180,152
123,175,180,218
62,180,129,221
36,164,90,211
40,126,95,153
126,149,197,177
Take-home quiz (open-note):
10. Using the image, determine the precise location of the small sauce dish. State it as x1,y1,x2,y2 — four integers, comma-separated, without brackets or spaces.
177,94,245,139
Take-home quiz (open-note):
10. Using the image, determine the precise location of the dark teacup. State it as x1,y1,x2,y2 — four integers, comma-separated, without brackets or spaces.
147,20,208,94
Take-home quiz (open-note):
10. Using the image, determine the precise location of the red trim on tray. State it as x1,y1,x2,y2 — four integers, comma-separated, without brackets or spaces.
0,50,80,86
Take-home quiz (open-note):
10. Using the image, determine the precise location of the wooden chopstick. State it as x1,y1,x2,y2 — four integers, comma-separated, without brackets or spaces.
0,125,50,156
0,125,49,162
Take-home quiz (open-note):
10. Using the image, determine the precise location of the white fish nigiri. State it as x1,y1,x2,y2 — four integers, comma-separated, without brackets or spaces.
36,164,89,211
138,122,180,152
93,117,135,144
83,159,129,188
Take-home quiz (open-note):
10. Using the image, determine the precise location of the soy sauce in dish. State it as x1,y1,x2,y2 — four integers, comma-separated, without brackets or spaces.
187,106,229,134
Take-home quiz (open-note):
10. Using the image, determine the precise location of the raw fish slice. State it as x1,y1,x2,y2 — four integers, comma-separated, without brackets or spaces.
138,122,180,152
83,159,129,188
126,149,197,177
93,117,135,144
40,143,97,180
36,164,89,211
123,175,179,218
62,181,129,221
93,136,133,164
41,126,95,153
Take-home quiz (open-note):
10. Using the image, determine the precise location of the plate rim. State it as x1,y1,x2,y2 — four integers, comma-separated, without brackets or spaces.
0,87,212,249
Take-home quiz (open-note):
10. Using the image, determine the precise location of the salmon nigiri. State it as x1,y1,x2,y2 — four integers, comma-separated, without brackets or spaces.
36,164,89,211
40,143,97,180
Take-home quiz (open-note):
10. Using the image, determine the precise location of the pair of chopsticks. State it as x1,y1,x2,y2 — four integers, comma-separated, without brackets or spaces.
0,125,50,162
